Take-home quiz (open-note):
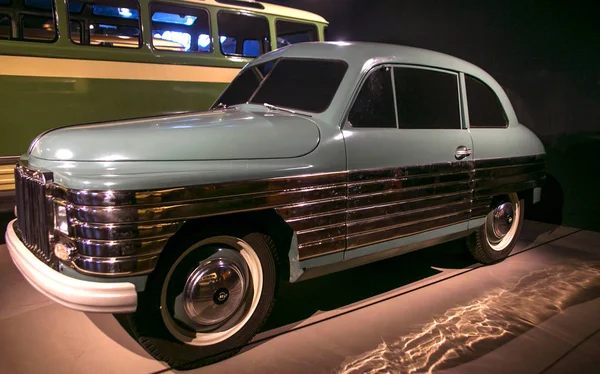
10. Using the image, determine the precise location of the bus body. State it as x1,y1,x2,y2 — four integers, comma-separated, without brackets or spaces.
0,0,328,211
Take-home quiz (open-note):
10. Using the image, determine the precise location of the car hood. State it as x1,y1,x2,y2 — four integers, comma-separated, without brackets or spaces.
28,109,321,162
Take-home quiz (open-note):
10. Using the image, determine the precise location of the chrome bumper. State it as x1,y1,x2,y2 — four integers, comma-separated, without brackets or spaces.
5,219,137,313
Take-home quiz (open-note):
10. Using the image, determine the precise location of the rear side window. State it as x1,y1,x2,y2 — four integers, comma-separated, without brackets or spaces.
465,75,508,128
217,11,270,57
276,19,317,48
348,66,396,128
67,0,141,48
393,67,461,129
0,0,57,42
150,2,211,53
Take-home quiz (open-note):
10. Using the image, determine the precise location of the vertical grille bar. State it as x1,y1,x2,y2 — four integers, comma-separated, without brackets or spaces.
14,164,52,261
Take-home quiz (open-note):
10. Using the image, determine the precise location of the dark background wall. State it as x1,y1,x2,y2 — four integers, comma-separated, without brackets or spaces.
271,0,600,230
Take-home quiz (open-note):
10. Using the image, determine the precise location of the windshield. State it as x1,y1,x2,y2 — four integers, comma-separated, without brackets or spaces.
213,58,348,113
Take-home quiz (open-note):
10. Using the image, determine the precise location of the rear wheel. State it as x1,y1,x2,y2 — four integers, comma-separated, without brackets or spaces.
466,192,524,264
127,230,278,370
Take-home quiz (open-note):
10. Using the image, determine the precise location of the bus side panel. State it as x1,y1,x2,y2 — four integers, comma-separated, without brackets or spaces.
0,75,229,157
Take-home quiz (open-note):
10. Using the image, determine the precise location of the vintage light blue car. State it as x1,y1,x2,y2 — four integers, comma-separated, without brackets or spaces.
5,41,545,368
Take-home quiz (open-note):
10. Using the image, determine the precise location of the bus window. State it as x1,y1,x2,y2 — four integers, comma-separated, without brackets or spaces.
217,11,270,58
0,14,10,39
275,20,317,48
150,2,211,53
67,0,141,48
1,0,56,42
69,20,81,44
242,39,259,57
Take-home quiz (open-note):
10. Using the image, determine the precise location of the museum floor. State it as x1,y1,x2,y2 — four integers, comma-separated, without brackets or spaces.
1,220,599,374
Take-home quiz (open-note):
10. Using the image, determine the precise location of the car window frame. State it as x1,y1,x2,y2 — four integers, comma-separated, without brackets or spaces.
342,63,466,131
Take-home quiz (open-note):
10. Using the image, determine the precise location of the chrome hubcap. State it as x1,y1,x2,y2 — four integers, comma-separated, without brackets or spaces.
487,201,515,242
181,250,249,329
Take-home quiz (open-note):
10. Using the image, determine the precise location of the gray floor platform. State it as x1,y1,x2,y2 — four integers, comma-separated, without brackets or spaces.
1,220,599,374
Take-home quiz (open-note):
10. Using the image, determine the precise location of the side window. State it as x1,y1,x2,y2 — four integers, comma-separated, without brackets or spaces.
275,20,317,48
67,0,141,48
465,75,508,128
150,2,211,53
393,67,461,129
348,66,396,129
0,13,10,39
217,11,270,57
0,0,58,42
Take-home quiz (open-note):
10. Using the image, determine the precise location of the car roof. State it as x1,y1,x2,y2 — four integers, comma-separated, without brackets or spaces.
252,42,491,80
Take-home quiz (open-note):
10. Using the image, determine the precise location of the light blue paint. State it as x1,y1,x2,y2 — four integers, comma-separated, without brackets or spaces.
468,217,486,230
299,251,344,269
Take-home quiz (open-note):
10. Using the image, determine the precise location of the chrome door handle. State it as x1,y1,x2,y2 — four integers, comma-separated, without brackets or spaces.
455,146,472,160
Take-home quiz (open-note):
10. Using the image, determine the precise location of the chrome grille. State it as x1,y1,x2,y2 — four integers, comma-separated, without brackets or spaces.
14,164,53,263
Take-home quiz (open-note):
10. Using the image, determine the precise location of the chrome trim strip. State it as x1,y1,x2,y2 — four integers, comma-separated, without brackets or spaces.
297,236,346,259
347,191,472,221
286,211,347,232
275,197,347,220
53,171,348,207
296,224,346,244
473,154,545,169
72,253,159,277
348,172,471,195
348,212,472,249
13,153,546,275
67,184,346,224
347,201,472,235
473,170,546,190
76,237,169,257
348,182,471,208
71,221,184,241
349,161,472,182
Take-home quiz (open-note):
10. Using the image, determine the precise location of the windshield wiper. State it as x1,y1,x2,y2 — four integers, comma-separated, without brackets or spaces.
263,103,312,117
212,102,238,111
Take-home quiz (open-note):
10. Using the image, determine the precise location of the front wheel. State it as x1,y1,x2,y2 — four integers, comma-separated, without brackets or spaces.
127,231,278,370
466,192,524,264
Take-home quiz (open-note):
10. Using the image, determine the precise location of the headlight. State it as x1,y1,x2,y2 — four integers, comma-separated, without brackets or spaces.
54,204,69,235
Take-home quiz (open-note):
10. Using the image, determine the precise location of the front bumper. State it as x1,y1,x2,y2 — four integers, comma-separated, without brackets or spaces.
5,219,137,313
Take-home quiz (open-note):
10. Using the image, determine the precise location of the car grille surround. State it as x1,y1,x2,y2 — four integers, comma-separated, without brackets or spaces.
14,163,54,264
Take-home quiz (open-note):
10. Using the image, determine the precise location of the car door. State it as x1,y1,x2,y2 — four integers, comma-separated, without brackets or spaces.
342,64,474,259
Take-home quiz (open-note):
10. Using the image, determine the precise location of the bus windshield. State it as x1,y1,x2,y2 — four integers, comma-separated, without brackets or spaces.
214,58,348,113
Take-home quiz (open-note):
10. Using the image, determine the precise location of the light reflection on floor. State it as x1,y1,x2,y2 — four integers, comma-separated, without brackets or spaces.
337,262,600,374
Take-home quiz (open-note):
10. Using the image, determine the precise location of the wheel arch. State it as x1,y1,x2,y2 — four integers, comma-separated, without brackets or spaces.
155,209,297,284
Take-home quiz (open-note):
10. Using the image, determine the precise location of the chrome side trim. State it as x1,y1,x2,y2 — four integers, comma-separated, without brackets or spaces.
15,153,545,276
52,171,348,207
67,183,346,224
348,212,473,249
72,253,159,277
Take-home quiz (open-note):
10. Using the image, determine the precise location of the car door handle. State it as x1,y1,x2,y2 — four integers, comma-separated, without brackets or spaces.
455,146,472,160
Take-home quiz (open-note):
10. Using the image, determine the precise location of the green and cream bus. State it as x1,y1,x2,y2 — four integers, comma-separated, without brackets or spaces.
0,0,328,211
